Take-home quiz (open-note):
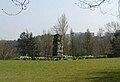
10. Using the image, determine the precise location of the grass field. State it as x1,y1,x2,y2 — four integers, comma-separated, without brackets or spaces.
0,58,120,82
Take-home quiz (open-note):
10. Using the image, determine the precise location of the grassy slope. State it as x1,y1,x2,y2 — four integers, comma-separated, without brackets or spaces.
0,58,120,82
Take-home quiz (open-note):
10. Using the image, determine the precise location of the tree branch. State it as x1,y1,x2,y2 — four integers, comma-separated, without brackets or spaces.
75,0,106,9
1,0,30,16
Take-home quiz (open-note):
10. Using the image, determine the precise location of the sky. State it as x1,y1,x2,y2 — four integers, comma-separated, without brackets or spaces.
0,0,119,40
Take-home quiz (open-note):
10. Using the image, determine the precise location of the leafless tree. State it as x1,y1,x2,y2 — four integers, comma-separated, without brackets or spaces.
105,21,120,33
2,0,29,15
0,40,17,60
52,14,69,36
52,14,69,55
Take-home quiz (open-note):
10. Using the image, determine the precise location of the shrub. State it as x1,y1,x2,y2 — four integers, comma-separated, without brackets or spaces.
63,57,68,60
78,56,85,60
20,56,32,60
39,57,47,61
83,55,95,59
54,58,60,61
14,57,20,60
72,57,77,60
96,55,108,58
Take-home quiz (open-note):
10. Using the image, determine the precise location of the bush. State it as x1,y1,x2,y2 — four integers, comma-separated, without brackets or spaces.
20,56,32,60
96,55,107,58
63,55,72,60
78,56,85,60
14,57,20,60
39,57,47,61
54,58,60,61
63,57,68,60
17,55,108,61
83,55,95,59
106,54,120,58
72,57,77,60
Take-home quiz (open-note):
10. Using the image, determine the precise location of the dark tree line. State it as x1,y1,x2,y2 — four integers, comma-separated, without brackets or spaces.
0,24,119,59
0,27,120,60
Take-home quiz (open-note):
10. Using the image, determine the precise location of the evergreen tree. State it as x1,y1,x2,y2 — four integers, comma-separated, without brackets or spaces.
17,31,38,59
70,29,78,56
111,30,120,57
70,29,74,56
83,29,94,55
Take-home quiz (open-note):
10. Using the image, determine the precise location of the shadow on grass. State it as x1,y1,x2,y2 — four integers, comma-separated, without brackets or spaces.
86,71,120,82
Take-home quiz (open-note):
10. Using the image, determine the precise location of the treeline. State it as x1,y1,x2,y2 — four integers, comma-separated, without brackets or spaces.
0,28,120,60
0,14,120,60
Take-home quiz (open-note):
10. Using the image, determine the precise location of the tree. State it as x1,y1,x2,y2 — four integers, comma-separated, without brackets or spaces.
111,30,120,57
17,31,38,59
93,28,112,56
70,29,74,56
35,30,53,57
0,40,17,60
52,14,69,55
52,14,68,36
2,0,29,15
95,28,106,55
83,29,94,55
69,29,79,56
105,21,120,33
75,33,85,56
39,30,53,57
103,21,120,55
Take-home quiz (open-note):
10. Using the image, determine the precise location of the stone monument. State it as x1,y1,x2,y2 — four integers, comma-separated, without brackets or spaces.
53,34,63,57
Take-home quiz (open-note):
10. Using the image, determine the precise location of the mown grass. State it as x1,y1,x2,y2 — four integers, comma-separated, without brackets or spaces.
0,58,120,82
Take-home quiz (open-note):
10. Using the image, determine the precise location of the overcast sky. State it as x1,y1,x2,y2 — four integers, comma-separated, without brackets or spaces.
0,0,119,40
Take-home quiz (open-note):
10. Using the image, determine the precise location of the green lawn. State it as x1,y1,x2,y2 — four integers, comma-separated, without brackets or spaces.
0,58,120,82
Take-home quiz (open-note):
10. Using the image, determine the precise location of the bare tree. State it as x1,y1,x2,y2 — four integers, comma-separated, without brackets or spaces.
2,0,29,15
0,40,17,60
52,14,69,36
52,14,69,55
104,21,120,53
105,21,120,33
